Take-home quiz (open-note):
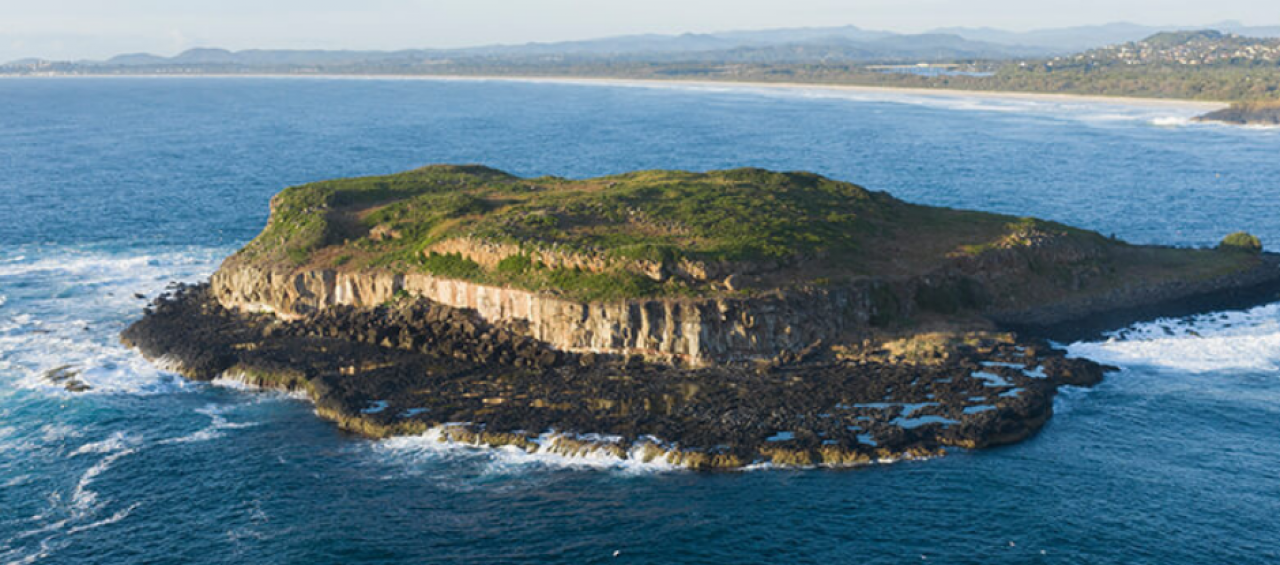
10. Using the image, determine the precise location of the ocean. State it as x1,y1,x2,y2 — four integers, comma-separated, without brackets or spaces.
1,77,1278,564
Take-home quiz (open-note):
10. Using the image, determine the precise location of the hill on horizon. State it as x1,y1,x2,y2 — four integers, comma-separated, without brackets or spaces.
12,21,1280,67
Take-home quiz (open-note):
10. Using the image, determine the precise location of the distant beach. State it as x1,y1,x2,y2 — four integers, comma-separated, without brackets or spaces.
6,72,1230,111
426,75,1231,111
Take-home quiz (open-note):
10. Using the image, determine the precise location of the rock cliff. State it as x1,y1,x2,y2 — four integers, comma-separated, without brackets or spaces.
210,233,1280,366
122,165,1280,470
211,257,883,366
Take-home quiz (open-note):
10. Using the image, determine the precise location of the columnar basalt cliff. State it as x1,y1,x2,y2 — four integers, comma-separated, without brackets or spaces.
211,259,885,366
126,165,1280,470
209,223,1280,366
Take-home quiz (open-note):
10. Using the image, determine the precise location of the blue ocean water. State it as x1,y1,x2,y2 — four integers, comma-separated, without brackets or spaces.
2,77,1279,564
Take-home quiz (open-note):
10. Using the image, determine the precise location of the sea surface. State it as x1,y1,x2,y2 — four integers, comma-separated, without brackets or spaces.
2,77,1279,564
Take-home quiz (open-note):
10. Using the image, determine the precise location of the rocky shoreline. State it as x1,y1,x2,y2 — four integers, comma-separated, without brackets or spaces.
1195,101,1280,126
117,164,1280,470
124,283,1115,470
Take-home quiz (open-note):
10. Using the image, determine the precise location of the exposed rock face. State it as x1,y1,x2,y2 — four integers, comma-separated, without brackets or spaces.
1195,102,1280,126
210,240,1280,366
123,161,1280,470
211,257,883,366
123,284,1113,470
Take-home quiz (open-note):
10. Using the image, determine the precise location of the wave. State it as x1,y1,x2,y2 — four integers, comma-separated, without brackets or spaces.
1066,302,1280,374
374,426,935,476
0,245,228,396
1,432,144,565
375,427,682,476
158,403,260,445
1150,116,1192,127
608,79,1220,127
210,371,311,401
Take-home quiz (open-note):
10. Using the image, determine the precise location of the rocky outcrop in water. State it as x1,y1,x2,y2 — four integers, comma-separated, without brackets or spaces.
211,258,891,367
123,284,1113,470
210,236,1280,366
121,165,1280,470
1195,101,1280,126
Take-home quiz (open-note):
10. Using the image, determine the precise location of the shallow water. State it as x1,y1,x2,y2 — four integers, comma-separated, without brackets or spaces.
2,77,1278,564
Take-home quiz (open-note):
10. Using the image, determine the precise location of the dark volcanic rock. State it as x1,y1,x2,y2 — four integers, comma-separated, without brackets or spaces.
122,284,1113,470
1195,102,1280,126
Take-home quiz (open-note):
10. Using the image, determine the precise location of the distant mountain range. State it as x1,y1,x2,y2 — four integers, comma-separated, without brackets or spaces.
60,30,1051,68
7,21,1280,69
932,20,1280,51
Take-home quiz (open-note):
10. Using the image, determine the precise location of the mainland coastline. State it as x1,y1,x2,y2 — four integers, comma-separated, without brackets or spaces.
5,72,1231,112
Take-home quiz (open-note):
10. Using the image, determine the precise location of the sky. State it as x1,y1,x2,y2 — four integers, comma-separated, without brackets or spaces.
1,0,1277,61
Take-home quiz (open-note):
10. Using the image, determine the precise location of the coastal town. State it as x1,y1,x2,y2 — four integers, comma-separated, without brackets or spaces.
1064,30,1280,66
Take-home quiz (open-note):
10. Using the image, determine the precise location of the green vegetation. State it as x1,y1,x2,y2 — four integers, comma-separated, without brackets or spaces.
1196,100,1280,124
1220,231,1263,253
12,31,1280,105
236,164,1262,302
242,165,904,269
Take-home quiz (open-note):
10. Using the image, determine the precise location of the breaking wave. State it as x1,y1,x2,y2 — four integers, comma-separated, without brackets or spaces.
375,427,682,476
1066,302,1280,374
0,246,227,396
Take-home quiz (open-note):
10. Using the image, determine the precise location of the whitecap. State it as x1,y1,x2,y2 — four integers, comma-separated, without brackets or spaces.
210,371,310,401
39,423,83,444
1151,116,1191,127
375,427,681,475
0,246,228,397
1067,302,1280,373
71,431,138,456
159,403,260,445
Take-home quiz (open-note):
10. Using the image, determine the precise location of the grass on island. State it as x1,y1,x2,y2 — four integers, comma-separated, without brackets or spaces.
235,164,1260,302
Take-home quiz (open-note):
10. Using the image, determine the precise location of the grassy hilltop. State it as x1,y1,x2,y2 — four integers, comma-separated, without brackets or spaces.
237,165,1258,304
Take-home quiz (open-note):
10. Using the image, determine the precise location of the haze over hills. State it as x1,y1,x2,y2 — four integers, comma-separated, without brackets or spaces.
29,29,1051,68
10,21,1280,68
8,21,1280,112
934,20,1280,51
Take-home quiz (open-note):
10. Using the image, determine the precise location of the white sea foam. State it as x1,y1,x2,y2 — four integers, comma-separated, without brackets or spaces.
70,431,137,456
655,82,1219,127
0,246,228,396
376,427,682,475
374,425,937,474
158,404,259,445
39,423,83,444
1066,302,1280,373
211,370,310,400
1151,116,1192,127
1,431,145,565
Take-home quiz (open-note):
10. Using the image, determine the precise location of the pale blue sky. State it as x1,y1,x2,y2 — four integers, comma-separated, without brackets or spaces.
2,0,1275,61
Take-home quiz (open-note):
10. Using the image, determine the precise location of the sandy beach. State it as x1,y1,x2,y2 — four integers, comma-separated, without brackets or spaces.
8,72,1230,111
417,75,1231,111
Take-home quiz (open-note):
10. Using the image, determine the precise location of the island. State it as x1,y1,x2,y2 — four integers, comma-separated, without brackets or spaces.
122,165,1280,469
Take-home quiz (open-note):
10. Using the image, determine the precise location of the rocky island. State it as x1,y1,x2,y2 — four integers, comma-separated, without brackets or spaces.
123,165,1280,469
1196,100,1280,126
